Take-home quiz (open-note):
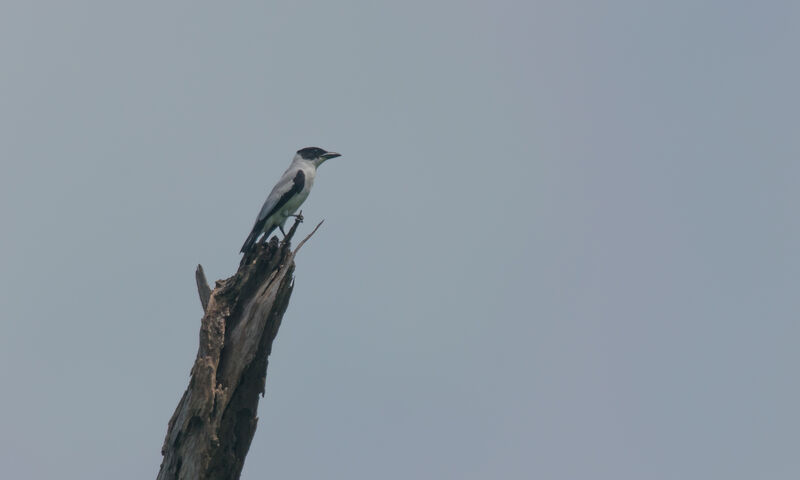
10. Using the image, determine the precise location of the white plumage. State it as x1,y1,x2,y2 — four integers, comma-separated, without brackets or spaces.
240,147,340,253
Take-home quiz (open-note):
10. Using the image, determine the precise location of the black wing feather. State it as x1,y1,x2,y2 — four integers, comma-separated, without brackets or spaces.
240,170,305,253
262,170,305,222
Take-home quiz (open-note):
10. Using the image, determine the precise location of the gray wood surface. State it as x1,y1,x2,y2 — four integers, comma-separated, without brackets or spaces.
157,217,322,480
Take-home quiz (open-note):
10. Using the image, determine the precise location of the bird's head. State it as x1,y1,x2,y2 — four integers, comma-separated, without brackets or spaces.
296,147,341,167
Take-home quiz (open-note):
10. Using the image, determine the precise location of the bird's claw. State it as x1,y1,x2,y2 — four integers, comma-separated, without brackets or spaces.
291,212,304,223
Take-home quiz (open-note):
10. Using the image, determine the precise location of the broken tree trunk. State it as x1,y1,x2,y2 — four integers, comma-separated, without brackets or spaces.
157,217,323,480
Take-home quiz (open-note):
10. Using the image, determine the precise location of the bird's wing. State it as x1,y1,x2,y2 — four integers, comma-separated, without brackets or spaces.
256,168,306,222
241,167,307,253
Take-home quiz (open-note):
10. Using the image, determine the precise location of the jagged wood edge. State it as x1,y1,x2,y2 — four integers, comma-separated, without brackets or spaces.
195,265,211,312
158,215,322,480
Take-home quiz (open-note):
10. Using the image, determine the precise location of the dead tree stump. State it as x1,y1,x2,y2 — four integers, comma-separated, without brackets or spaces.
157,217,322,480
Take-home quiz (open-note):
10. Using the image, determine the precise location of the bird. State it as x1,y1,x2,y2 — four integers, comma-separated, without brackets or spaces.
240,147,341,253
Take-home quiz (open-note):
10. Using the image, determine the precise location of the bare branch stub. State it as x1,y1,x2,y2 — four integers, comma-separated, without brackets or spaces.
294,219,324,256
157,215,316,480
195,264,211,312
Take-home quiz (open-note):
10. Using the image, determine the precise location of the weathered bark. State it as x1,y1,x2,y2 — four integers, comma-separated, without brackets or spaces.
157,217,322,480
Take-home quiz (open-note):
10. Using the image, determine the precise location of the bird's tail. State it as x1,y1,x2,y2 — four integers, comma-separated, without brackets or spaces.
240,223,279,254
240,229,261,254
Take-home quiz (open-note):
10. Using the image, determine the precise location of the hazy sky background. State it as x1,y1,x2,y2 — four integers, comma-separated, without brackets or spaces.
1,1,798,479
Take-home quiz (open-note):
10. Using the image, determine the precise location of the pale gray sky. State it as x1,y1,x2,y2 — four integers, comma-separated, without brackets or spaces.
1,1,798,479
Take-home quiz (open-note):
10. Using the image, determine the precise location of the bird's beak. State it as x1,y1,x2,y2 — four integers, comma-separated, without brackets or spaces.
321,151,341,160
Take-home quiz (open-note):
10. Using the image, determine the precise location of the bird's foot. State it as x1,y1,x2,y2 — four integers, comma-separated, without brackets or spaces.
291,212,304,223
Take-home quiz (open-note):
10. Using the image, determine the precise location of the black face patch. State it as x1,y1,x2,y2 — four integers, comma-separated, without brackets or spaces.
297,147,327,159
